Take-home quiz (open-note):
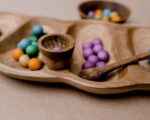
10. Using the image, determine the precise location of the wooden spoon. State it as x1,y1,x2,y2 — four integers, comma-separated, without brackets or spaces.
79,52,150,80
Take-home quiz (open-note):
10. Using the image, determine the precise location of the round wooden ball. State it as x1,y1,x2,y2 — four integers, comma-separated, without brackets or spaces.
19,55,30,67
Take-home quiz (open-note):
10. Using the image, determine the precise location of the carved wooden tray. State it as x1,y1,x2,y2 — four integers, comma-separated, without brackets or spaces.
0,12,150,94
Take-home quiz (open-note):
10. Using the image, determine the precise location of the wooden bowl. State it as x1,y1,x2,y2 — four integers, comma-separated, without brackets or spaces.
0,12,150,94
39,34,75,70
78,0,131,23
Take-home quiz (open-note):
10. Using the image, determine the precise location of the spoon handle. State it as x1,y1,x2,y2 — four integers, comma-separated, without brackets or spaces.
79,52,150,80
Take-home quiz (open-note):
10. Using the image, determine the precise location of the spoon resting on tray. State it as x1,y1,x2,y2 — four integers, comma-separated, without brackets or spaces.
79,52,150,80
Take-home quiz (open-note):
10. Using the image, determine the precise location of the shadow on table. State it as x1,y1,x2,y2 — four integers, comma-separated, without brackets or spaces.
7,75,150,99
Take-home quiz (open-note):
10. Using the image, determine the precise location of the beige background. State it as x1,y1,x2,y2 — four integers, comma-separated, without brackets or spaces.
0,0,150,120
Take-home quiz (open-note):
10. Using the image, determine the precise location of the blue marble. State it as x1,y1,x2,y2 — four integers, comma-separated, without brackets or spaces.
17,38,31,51
32,24,44,37
103,8,111,17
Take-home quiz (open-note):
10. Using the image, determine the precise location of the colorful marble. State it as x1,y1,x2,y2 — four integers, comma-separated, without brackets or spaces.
31,24,44,37
12,48,24,61
17,38,31,51
28,58,42,71
103,9,111,17
25,45,39,57
19,55,30,67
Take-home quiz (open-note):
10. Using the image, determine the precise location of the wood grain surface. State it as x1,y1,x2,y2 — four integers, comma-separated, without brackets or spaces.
0,12,150,94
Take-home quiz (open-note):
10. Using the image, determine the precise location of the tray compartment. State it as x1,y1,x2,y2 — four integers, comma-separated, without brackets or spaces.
67,21,133,81
0,17,72,70
131,27,150,71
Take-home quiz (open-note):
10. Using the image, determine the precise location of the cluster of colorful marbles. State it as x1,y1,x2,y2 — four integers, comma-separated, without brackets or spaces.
82,38,110,69
12,24,45,71
87,8,122,23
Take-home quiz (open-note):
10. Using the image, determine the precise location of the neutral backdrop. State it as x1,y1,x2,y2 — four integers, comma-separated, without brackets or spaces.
0,0,150,120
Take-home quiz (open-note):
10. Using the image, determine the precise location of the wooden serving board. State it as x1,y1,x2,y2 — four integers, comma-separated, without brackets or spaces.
0,12,150,94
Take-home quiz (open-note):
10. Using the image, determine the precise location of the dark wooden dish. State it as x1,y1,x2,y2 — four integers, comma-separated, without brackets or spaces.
78,0,131,23
0,12,150,94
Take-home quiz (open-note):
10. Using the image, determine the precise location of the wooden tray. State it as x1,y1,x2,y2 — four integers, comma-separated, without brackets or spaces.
0,12,150,94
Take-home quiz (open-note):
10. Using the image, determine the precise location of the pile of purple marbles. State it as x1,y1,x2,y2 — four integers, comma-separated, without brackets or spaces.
82,38,110,69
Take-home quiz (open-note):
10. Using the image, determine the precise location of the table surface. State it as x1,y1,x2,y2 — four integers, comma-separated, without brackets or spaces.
0,0,150,120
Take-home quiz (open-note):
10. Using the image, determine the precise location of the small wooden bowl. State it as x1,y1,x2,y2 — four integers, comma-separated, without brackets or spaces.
38,34,75,70
78,0,131,23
